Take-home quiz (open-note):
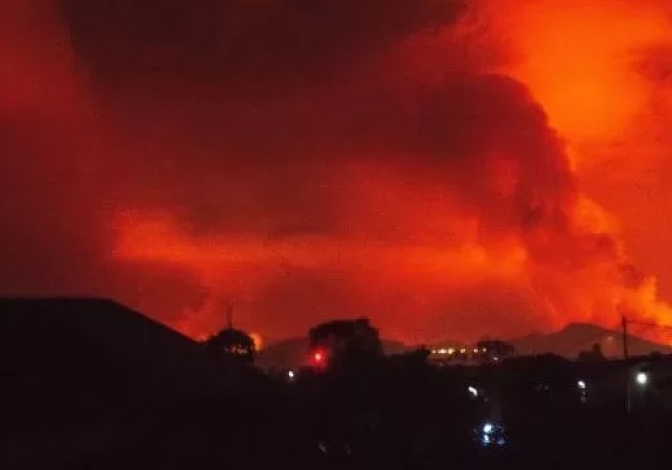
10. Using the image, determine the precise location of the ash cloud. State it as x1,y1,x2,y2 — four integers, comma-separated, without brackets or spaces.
61,0,463,89
0,0,668,341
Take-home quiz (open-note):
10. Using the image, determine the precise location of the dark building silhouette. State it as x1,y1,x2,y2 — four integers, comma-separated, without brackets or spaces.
0,297,220,397
578,343,606,362
0,297,260,468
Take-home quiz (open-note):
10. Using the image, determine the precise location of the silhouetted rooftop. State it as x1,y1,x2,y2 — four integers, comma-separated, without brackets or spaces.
0,297,231,400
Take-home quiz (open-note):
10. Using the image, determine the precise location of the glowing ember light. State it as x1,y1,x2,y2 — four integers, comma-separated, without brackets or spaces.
313,351,325,364
249,332,263,351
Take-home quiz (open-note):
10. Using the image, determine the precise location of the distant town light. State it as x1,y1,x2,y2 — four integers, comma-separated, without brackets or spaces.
448,348,455,355
468,386,479,398
438,348,448,355
460,348,466,354
288,370,295,379
636,371,648,386
577,380,586,390
483,423,494,435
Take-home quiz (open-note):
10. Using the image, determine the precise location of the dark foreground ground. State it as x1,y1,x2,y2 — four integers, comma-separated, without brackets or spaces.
2,359,670,470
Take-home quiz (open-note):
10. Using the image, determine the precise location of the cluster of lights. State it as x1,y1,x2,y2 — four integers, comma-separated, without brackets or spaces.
431,347,456,355
431,347,487,356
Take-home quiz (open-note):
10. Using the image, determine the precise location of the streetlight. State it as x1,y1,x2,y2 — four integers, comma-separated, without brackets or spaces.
476,422,506,447
635,371,648,386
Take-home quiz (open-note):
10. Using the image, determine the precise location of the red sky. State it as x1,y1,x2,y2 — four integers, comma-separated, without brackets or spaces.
2,0,672,345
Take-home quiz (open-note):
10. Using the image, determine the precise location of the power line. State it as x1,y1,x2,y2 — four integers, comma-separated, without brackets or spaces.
626,320,672,332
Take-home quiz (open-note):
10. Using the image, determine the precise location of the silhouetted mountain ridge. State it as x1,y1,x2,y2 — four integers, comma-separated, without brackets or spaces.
510,322,672,358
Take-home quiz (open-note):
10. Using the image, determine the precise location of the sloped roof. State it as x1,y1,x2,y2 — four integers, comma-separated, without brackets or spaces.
0,297,224,396
0,298,270,467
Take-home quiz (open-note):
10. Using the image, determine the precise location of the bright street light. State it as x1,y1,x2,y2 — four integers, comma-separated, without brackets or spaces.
577,380,586,390
636,371,648,386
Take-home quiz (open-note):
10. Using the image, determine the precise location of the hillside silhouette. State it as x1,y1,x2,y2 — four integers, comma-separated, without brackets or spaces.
511,322,672,357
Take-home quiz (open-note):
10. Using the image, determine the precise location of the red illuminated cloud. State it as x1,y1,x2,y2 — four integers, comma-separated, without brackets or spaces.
1,0,672,344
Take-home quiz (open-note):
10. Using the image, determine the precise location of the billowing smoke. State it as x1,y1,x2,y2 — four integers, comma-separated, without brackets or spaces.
2,0,672,344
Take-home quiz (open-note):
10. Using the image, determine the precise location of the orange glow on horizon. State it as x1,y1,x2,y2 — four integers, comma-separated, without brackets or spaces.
250,332,263,351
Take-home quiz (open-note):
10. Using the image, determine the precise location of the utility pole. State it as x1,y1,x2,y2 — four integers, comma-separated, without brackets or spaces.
622,315,631,413
619,317,672,414
622,315,629,360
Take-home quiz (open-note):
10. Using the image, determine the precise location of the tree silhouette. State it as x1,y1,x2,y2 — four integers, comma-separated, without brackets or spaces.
204,328,256,364
578,343,605,362
308,318,383,369
476,339,515,362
